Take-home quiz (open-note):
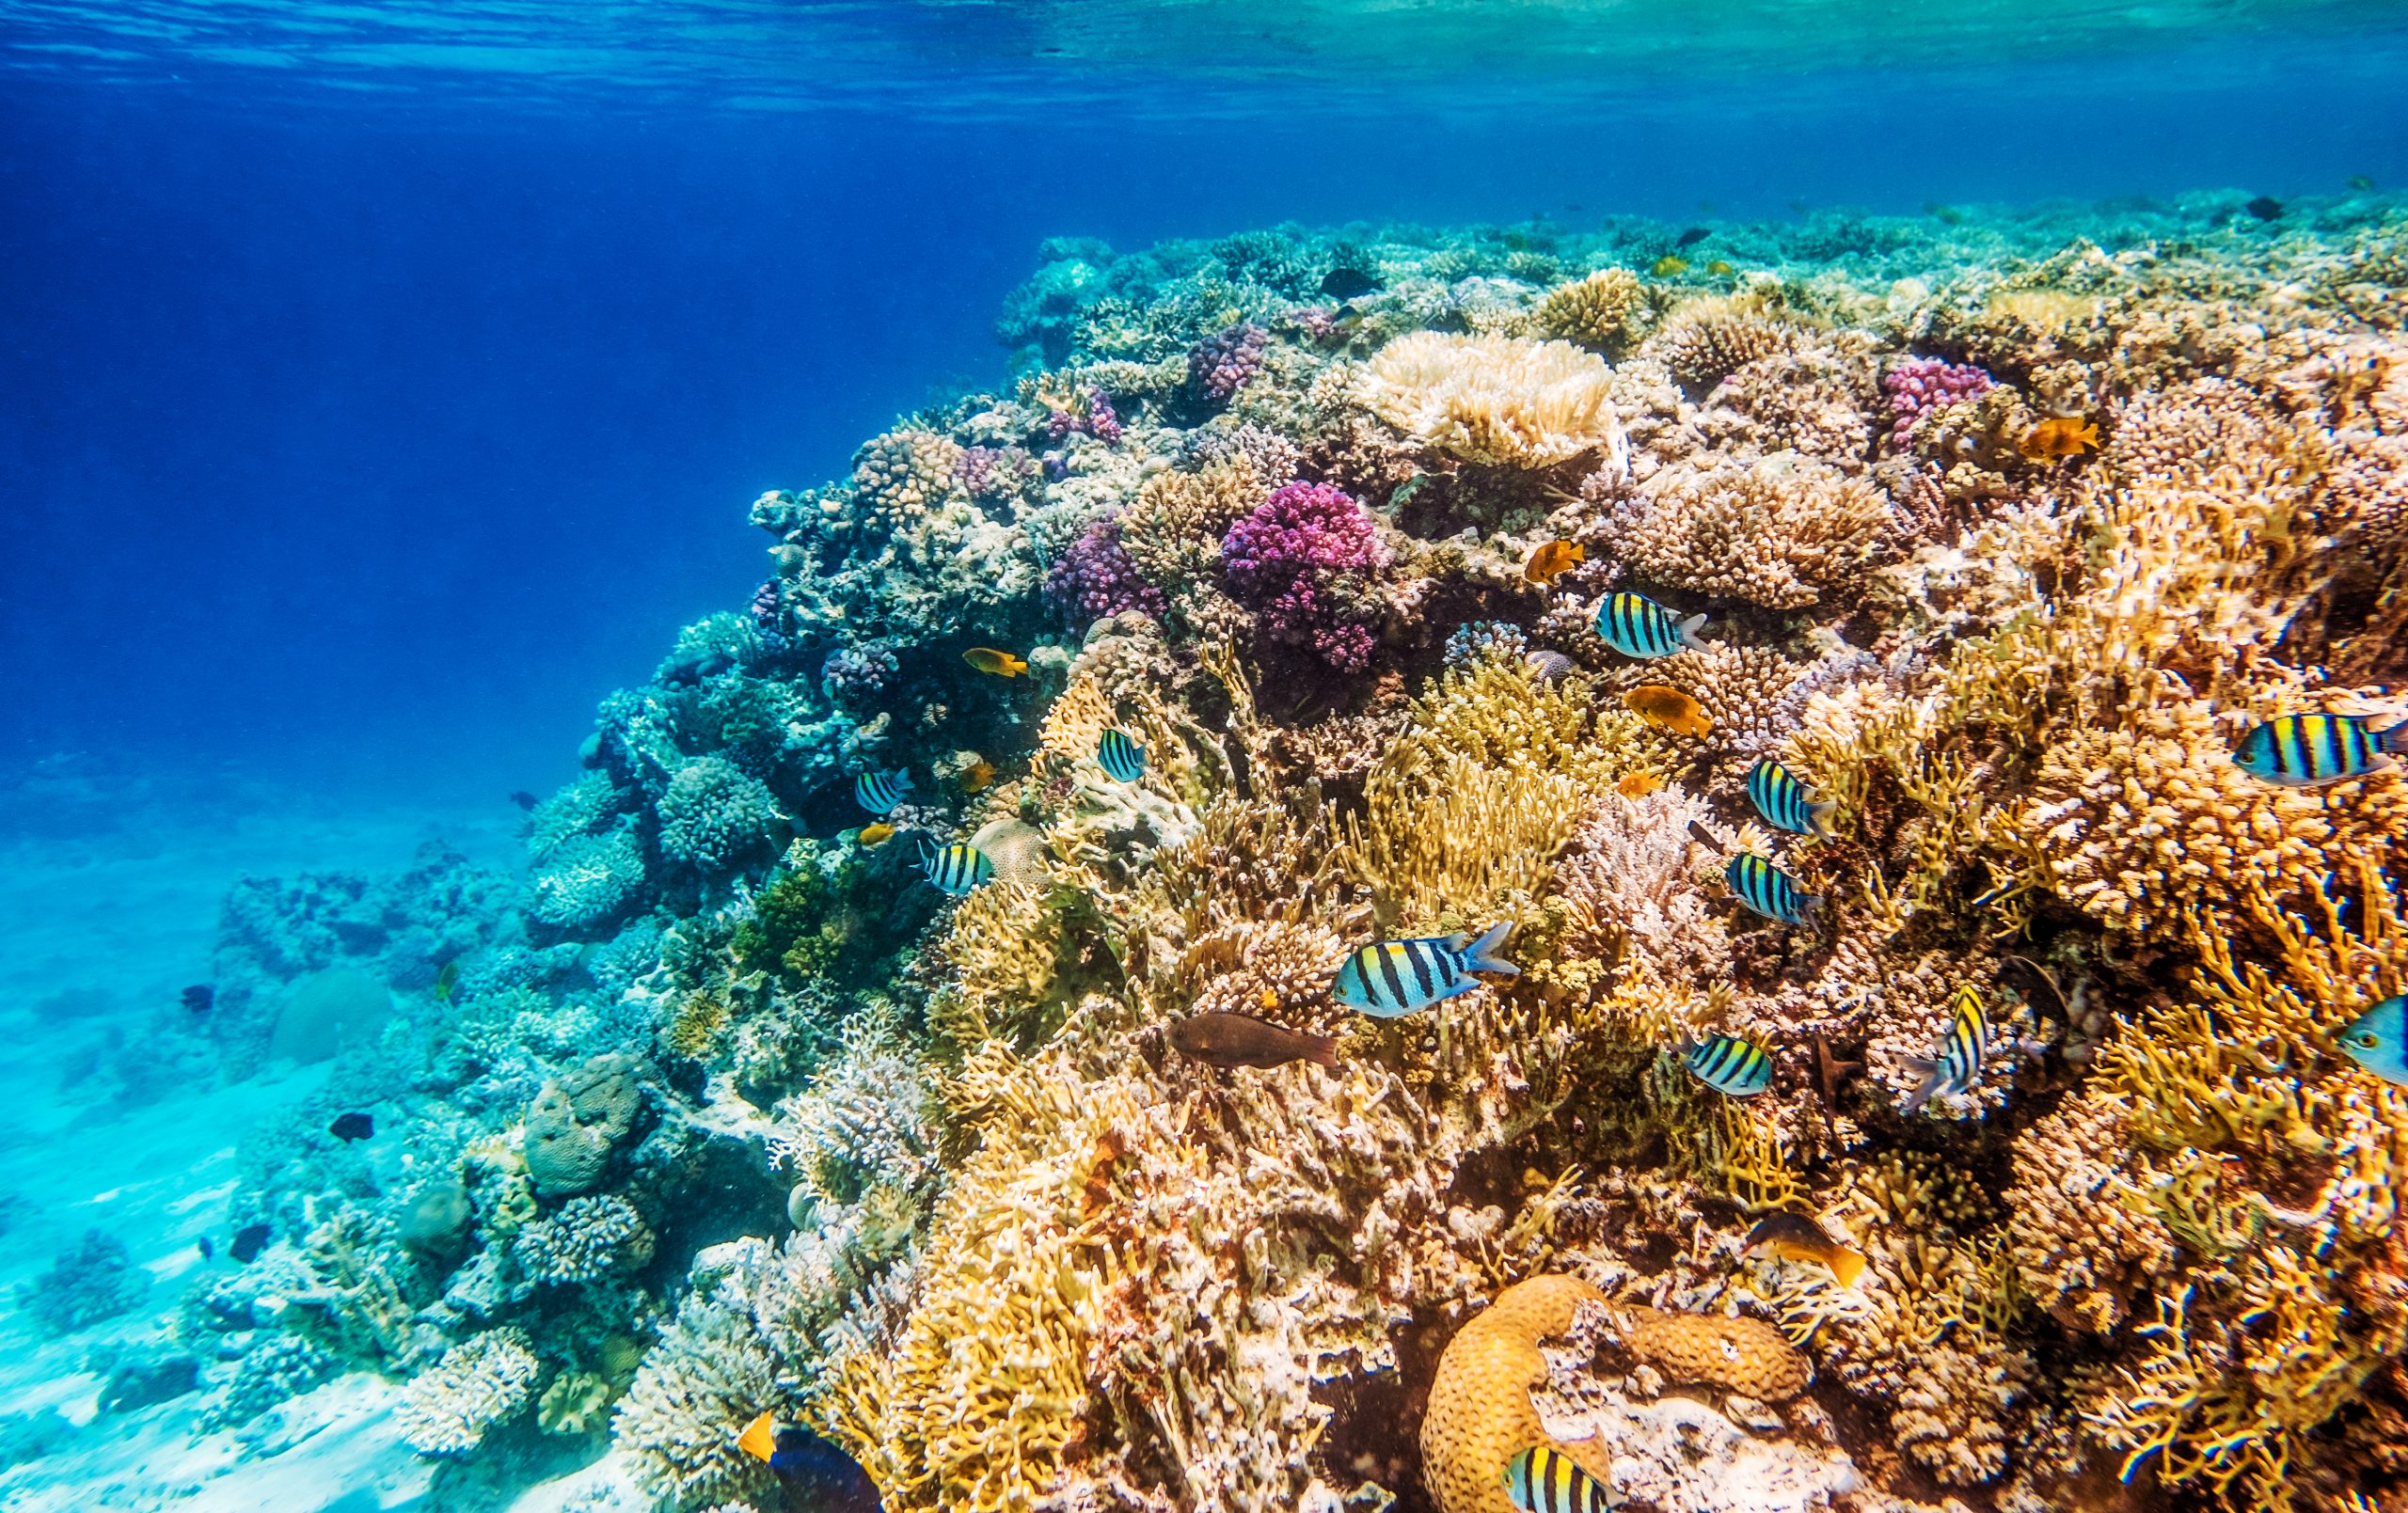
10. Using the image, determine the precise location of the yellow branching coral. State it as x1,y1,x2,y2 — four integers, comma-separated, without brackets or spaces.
1360,332,1622,468
1598,450,1891,608
1530,267,1646,351
1352,751,1582,930
927,877,1070,1053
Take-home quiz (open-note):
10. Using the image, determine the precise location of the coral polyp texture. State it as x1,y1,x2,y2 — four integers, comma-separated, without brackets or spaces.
191,196,2408,1513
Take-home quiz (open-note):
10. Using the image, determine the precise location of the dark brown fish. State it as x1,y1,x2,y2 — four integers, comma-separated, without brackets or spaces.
1170,1013,1337,1069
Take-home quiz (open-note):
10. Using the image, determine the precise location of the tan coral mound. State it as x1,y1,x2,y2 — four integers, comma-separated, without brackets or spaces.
1617,1303,1812,1400
1421,1275,1614,1513
1361,332,1622,468
1600,451,1891,608
1532,268,1646,351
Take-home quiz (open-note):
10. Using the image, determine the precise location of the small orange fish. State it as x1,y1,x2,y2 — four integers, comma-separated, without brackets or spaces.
1744,1211,1867,1287
1524,540,1586,584
1624,685,1712,738
1651,255,1690,277
1617,770,1664,799
2019,417,2099,462
857,822,896,847
1259,987,1279,1011
960,760,998,794
736,1409,777,1462
963,647,1027,677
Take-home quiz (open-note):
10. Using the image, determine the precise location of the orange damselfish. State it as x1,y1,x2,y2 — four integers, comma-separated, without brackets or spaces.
857,822,896,847
963,647,1027,677
1624,685,1713,738
1617,770,1665,798
2019,416,2099,462
1523,540,1586,584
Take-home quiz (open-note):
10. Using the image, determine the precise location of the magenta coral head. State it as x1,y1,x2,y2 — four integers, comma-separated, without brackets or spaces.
1043,514,1163,629
1221,481,1386,670
1882,356,1994,451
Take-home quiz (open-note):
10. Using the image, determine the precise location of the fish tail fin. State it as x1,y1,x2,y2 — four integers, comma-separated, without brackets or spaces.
1304,1033,1339,1067
1807,800,1838,835
2379,719,2408,756
1901,1057,1941,1115
1460,922,1519,977
1677,612,1709,650
1829,1249,1868,1288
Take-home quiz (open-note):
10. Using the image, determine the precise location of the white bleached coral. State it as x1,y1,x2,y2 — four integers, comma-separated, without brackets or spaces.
1360,331,1623,467
396,1327,542,1458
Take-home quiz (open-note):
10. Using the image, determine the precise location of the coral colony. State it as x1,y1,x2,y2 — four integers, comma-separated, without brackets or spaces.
169,199,2408,1512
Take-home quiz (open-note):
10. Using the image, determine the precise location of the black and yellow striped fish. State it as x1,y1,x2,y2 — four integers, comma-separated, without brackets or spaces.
1592,591,1707,660
854,768,913,815
1747,758,1835,836
917,839,995,896
1727,852,1817,924
1333,923,1517,1018
1904,984,1989,1114
1501,1444,1610,1513
1097,728,1147,783
2232,712,2408,787
1685,1033,1774,1095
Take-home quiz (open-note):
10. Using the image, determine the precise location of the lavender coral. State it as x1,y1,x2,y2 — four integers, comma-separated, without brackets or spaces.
1220,480,1388,671
1188,320,1270,402
1042,513,1166,629
1882,355,1995,451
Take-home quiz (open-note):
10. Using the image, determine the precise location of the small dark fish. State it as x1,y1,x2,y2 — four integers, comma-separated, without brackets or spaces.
2349,175,2373,191
2245,196,2284,221
737,1413,879,1509
509,790,539,812
328,1111,375,1143
1675,226,1712,247
664,649,737,686
433,959,460,1005
196,1236,215,1261
230,1222,272,1264
1170,1013,1338,1069
180,984,214,1015
1319,267,1380,298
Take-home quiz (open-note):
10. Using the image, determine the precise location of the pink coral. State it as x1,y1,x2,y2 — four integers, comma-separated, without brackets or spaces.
955,444,1038,501
1044,515,1165,629
1190,322,1270,402
1046,387,1122,444
1883,357,1994,452
1221,481,1388,671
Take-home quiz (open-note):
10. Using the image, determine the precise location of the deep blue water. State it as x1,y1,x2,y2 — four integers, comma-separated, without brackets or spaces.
7,3,2408,812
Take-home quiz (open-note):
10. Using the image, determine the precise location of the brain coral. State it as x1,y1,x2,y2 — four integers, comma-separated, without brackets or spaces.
657,757,784,878
1361,332,1621,467
525,1053,647,1197
265,966,395,1064
1420,1275,1615,1513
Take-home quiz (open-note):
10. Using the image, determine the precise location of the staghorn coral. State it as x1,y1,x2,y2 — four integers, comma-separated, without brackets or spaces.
397,1328,542,1458
1599,450,1892,608
1360,332,1622,467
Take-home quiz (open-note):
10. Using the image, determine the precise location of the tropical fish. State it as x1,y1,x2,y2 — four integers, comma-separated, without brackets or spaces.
663,649,737,687
1523,540,1585,584
1524,650,1576,683
1685,1033,1774,1095
197,1236,215,1261
230,1222,272,1264
509,790,538,812
329,1111,374,1143
2245,195,2284,221
1651,255,1690,277
1334,923,1518,1018
1705,260,1735,276
1320,267,1380,299
2336,995,2408,1085
2018,417,2099,462
1675,226,1712,247
1727,853,1818,925
959,760,998,794
1624,685,1711,737
1616,770,1663,799
854,768,913,814
2350,175,2374,191
2232,712,2408,787
1169,1013,1338,1069
857,822,896,848
1594,591,1706,659
737,1412,880,1506
434,959,460,1005
1098,728,1147,782
963,647,1027,678
1502,1444,1609,1513
1744,1211,1867,1287
1747,758,1835,835
180,984,214,1015
918,840,995,896
1904,985,1990,1114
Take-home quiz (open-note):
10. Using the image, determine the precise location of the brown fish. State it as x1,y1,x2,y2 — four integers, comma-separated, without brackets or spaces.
2019,416,2099,462
1625,684,1712,737
1524,540,1585,584
1169,1013,1337,1069
1744,1211,1867,1286
959,760,998,794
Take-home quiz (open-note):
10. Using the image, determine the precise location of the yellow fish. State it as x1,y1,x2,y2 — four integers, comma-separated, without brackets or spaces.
1624,685,1712,738
1706,260,1735,276
963,647,1027,677
736,1410,777,1462
1616,769,1664,799
857,822,896,847
2018,416,2099,462
1523,540,1585,584
960,760,998,794
1744,1211,1867,1287
1651,255,1689,277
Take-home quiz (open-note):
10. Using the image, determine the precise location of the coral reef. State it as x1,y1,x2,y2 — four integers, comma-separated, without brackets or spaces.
396,1327,543,1457
18,1229,147,1336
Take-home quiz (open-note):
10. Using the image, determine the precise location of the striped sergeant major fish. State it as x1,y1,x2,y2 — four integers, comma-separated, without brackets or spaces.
1593,591,1706,660
1727,852,1818,925
1684,1032,1774,1096
1746,758,1835,836
854,768,913,815
917,839,995,896
2232,712,2408,787
1333,923,1517,1018
1097,728,1147,782
1501,1444,1610,1513
1904,985,1989,1115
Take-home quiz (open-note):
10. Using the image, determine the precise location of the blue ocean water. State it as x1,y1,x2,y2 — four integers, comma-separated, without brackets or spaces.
2,3,2407,1507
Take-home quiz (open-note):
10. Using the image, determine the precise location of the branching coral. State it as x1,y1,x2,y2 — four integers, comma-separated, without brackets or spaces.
1599,450,1891,608
1531,268,1646,351
397,1328,541,1458
1222,480,1389,670
1360,332,1622,467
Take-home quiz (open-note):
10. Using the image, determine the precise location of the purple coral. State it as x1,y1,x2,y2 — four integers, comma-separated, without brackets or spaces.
1046,387,1122,444
820,641,900,706
1221,481,1388,672
1043,515,1164,629
954,445,1038,502
1883,357,1994,453
749,580,783,631
1189,322,1270,402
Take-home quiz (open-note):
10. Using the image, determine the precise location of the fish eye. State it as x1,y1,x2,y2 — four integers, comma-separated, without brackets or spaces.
2349,1032,2379,1048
